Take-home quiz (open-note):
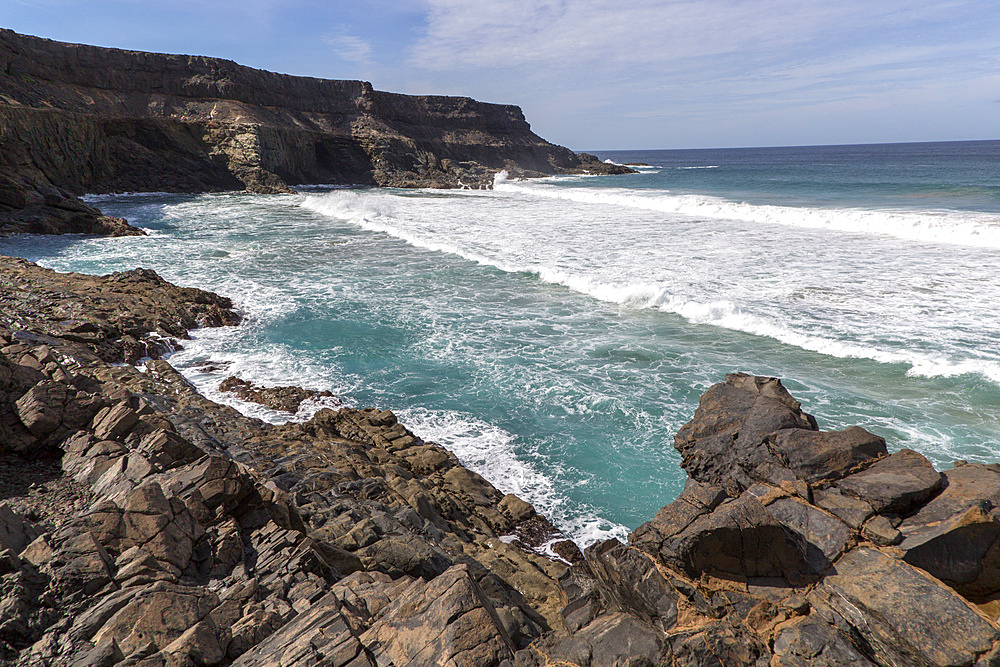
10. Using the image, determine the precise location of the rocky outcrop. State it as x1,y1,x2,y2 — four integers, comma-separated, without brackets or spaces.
3,256,999,665
525,372,1000,667
0,29,633,236
0,256,567,665
218,376,339,414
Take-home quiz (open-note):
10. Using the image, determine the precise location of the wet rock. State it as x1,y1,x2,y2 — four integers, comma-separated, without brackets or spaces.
218,376,338,414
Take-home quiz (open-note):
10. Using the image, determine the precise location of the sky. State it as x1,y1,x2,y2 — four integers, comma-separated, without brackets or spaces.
3,0,999,150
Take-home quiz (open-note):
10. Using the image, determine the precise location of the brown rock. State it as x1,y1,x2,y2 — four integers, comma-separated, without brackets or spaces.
360,564,515,666
657,493,813,583
767,426,887,482
92,402,139,442
835,449,944,515
91,582,220,656
673,373,817,494
813,547,999,666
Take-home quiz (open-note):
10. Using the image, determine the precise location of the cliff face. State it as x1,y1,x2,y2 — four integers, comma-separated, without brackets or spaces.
0,29,630,235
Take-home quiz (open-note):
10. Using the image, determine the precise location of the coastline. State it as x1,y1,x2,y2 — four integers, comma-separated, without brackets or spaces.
2,254,999,666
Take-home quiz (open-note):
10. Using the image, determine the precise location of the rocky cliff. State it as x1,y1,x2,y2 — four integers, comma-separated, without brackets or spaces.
3,256,1000,666
0,29,631,236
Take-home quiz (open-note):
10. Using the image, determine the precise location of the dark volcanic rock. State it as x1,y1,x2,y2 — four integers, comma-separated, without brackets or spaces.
767,426,887,482
550,373,1000,667
4,257,1000,667
673,373,817,495
219,376,339,413
835,448,944,515
0,28,634,235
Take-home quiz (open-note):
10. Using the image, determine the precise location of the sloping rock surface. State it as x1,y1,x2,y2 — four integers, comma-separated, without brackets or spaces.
0,29,633,235
2,258,999,666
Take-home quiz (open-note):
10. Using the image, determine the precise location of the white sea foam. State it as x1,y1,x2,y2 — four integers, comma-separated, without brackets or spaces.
382,406,629,546
300,188,1000,386
495,181,1000,249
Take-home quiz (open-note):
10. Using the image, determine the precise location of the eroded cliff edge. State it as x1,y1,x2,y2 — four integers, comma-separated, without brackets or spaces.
3,256,1000,666
0,29,631,236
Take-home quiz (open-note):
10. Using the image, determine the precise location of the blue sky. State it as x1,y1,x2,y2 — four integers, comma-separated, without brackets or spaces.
3,0,999,150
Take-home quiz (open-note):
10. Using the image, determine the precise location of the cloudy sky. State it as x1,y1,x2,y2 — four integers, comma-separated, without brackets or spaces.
4,0,999,150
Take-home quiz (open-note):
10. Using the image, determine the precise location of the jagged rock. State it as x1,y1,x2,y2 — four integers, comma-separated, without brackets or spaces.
812,547,1000,667
673,373,817,495
669,621,769,667
810,487,873,529
360,564,516,667
230,591,369,666
860,515,902,546
771,617,875,666
767,426,887,482
894,463,1000,599
6,254,1000,667
835,448,944,515
765,497,851,573
218,376,338,413
14,380,67,440
91,402,139,442
90,582,221,656
583,539,678,632
0,504,27,555
656,493,814,583
68,637,125,667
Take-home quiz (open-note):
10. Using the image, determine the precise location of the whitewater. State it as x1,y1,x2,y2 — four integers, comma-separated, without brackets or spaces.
4,140,998,546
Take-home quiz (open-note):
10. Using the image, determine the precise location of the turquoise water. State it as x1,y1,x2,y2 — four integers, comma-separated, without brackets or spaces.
3,140,998,545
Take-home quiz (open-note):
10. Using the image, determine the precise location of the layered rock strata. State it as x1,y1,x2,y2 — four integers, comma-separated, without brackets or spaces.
2,255,999,666
0,29,632,236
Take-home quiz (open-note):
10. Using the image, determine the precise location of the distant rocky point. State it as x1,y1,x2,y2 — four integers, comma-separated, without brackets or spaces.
0,29,633,236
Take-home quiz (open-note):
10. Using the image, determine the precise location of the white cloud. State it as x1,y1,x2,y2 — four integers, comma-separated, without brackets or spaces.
324,32,374,65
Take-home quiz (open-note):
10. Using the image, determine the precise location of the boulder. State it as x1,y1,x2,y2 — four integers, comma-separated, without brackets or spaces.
91,582,220,656
765,497,851,573
767,426,886,482
230,592,369,666
835,449,944,515
812,547,1000,667
657,493,813,584
673,374,816,494
584,539,679,632
360,564,516,666
771,617,875,666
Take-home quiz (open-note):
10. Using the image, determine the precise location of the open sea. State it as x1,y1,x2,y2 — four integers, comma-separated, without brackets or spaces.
3,139,998,546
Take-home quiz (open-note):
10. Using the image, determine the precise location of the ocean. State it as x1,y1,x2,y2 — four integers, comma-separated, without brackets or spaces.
3,139,998,546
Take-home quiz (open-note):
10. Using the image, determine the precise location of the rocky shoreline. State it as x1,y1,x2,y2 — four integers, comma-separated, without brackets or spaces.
2,255,999,666
0,29,633,237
